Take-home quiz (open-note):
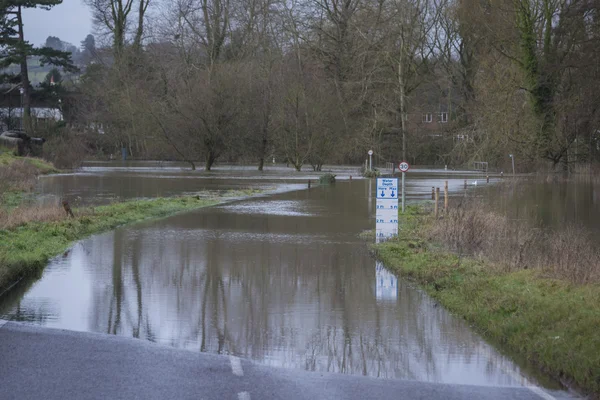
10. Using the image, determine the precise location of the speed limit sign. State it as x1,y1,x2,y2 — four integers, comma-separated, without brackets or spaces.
399,161,410,172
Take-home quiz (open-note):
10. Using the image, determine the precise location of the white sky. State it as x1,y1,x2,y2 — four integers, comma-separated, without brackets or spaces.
23,1,93,48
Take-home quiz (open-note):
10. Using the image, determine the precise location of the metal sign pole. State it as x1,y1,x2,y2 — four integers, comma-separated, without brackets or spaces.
398,161,410,213
401,172,405,213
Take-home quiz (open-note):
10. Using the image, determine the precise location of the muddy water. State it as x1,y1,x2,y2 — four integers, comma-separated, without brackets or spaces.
1,168,571,393
483,178,600,234
35,161,491,205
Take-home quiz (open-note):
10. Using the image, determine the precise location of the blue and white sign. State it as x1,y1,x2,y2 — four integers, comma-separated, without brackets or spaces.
375,178,399,241
376,178,399,199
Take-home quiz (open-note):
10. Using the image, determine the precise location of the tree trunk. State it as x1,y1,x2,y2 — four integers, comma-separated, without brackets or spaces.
205,151,216,171
133,0,149,53
399,53,407,161
258,138,267,171
16,6,31,133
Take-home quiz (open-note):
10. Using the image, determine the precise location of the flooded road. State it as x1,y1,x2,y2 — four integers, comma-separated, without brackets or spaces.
0,164,571,394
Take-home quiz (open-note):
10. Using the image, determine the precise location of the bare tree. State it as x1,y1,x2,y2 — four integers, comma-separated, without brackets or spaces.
85,0,151,56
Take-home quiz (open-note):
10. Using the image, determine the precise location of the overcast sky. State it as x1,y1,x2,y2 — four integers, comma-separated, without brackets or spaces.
23,1,92,48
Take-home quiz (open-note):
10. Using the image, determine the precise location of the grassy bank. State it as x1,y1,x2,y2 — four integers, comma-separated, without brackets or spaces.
1,147,59,213
372,206,600,397
0,194,239,293
0,147,59,175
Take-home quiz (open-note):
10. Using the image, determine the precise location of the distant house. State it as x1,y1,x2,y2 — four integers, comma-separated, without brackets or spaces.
406,103,454,137
405,78,466,137
0,107,63,132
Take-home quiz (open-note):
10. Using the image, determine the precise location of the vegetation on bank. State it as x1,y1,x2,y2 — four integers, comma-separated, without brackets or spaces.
371,205,600,397
318,173,336,185
1,148,59,215
0,192,255,293
0,151,58,174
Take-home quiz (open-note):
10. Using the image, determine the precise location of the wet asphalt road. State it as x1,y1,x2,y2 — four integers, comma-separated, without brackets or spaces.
0,321,577,400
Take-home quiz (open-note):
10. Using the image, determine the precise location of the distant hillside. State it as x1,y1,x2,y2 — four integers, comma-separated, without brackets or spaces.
2,57,81,85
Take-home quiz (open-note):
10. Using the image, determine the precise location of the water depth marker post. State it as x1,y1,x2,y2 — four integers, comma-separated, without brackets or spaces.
376,177,399,242
399,161,410,213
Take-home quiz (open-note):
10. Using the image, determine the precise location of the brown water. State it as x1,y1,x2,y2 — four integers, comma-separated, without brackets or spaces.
35,161,493,206
482,178,600,234
0,164,574,394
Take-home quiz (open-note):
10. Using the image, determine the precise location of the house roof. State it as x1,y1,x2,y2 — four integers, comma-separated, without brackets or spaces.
0,107,63,120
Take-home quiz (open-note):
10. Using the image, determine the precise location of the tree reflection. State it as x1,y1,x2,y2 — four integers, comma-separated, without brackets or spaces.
58,192,534,387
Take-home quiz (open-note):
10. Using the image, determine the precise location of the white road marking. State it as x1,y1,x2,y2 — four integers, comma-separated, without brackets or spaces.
0,319,8,329
527,386,560,400
230,356,244,377
237,392,250,400
503,367,557,400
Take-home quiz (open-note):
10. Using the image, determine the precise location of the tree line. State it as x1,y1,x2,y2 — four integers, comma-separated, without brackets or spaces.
2,0,600,171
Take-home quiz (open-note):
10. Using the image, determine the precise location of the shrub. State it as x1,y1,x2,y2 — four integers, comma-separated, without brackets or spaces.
319,173,336,185
362,169,380,178
39,126,89,169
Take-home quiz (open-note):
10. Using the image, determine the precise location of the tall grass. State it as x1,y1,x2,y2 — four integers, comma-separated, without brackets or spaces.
0,159,39,193
432,198,600,284
0,202,67,230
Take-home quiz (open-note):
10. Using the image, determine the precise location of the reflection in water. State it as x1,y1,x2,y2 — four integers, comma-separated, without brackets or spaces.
484,178,600,235
375,262,398,302
0,182,566,390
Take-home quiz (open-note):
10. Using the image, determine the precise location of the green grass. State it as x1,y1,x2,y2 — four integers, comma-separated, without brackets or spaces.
0,195,231,292
372,206,600,396
0,147,59,174
1,191,27,209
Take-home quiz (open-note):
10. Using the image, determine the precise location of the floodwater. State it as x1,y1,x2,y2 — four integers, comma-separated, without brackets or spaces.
0,164,573,394
483,177,600,234
35,161,492,205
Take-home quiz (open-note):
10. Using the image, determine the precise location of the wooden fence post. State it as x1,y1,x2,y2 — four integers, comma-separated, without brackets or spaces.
444,181,448,214
435,187,440,218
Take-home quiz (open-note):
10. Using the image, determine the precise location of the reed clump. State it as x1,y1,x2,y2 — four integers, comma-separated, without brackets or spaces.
432,199,600,284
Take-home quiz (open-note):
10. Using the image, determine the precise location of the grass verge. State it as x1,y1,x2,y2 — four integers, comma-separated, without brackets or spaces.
371,205,600,397
0,147,59,174
0,194,236,293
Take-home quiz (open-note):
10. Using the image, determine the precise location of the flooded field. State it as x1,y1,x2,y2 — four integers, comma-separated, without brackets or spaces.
0,163,572,395
35,161,493,205
482,177,600,234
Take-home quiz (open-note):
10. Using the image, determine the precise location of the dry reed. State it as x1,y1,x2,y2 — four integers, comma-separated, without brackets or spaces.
432,199,600,284
0,202,71,230
0,159,38,193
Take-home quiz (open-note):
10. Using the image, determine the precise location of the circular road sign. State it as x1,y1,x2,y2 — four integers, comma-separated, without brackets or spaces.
368,150,373,156
399,161,410,172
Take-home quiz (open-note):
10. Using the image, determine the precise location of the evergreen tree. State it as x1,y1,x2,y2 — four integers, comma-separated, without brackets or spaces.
44,67,61,85
44,35,63,50
0,1,77,131
80,34,96,65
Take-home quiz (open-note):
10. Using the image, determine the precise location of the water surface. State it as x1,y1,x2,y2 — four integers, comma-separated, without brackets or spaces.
483,178,600,234
1,175,570,393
